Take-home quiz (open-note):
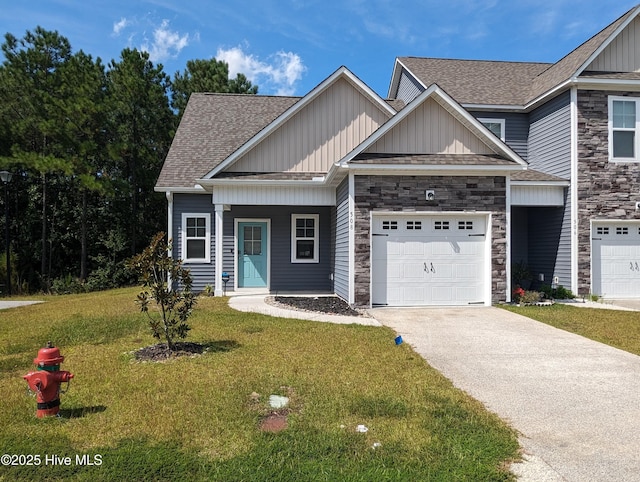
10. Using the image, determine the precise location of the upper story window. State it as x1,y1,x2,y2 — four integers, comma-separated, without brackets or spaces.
478,118,505,141
609,96,640,161
181,213,211,263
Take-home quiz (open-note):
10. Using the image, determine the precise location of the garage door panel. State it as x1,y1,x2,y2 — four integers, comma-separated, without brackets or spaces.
403,263,426,279
455,264,478,278
404,241,425,256
431,287,453,303
372,215,486,306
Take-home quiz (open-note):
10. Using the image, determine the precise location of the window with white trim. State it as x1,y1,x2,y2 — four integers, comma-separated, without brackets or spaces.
181,213,210,263
609,96,640,161
479,118,505,141
291,214,319,263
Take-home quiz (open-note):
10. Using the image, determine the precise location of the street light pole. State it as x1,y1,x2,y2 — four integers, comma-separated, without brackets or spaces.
0,170,12,296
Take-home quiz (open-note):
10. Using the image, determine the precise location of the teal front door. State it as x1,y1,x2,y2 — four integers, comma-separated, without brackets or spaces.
238,222,268,288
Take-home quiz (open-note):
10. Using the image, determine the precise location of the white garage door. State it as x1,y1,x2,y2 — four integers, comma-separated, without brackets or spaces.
372,214,488,306
592,222,640,298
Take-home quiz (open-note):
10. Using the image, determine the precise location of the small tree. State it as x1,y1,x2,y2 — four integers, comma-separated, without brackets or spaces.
126,232,196,351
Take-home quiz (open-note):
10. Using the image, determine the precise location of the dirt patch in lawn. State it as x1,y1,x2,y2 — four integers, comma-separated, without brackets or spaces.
267,296,366,317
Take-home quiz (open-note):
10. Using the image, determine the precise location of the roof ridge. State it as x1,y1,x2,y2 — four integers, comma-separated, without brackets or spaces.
398,56,552,66
190,92,302,99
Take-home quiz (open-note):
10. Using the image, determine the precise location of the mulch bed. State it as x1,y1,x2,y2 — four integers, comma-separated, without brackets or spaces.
269,296,364,317
133,342,209,362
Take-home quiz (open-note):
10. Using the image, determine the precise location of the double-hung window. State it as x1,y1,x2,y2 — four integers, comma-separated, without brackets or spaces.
182,213,210,263
291,214,319,263
609,96,639,161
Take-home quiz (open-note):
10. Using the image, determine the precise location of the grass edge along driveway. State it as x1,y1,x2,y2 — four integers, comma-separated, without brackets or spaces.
1,288,519,481
501,303,640,356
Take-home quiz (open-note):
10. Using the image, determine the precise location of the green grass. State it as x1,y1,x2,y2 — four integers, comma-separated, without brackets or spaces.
501,304,640,356
1,289,519,481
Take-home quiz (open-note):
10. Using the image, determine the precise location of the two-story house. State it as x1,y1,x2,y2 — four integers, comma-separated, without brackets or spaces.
156,5,640,306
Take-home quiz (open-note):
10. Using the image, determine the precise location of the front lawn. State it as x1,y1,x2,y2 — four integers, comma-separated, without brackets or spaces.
1,288,518,481
501,304,640,356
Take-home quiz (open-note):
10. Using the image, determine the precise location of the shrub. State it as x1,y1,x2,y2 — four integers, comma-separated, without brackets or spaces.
51,274,87,295
520,290,542,304
126,232,197,351
539,284,575,300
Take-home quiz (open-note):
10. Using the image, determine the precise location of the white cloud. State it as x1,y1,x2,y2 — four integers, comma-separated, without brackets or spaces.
112,17,131,36
216,45,306,96
141,19,190,63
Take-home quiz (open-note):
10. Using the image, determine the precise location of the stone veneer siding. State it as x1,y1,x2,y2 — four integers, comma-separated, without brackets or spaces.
353,175,507,306
577,90,640,295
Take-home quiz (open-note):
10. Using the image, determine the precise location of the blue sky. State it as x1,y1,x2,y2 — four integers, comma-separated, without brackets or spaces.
0,1,638,98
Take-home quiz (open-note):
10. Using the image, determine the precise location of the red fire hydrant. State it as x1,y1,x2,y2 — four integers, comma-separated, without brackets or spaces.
23,342,74,417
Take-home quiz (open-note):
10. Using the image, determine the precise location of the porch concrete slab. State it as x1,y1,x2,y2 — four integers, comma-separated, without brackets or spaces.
228,294,381,326
371,306,640,482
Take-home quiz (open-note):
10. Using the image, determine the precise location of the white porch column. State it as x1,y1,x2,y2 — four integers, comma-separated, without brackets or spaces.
214,204,224,296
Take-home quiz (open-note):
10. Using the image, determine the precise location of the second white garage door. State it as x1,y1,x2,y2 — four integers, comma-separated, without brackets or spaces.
371,214,488,306
592,222,640,298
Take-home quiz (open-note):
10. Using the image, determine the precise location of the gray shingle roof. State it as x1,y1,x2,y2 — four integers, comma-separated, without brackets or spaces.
398,57,550,106
156,93,300,189
399,6,639,107
511,169,567,182
212,172,326,181
351,153,518,166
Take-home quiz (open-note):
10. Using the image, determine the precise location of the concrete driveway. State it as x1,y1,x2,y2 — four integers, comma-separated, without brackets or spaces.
372,306,640,482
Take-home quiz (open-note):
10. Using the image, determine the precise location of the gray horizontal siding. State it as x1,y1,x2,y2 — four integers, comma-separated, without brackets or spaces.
528,205,571,289
334,178,349,301
527,91,572,289
396,69,423,104
470,111,530,160
528,91,571,177
172,194,215,292
225,205,332,292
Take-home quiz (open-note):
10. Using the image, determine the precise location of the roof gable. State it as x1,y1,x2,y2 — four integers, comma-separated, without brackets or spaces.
340,84,527,167
583,13,640,73
155,93,298,189
225,76,395,175
204,67,396,179
529,5,640,102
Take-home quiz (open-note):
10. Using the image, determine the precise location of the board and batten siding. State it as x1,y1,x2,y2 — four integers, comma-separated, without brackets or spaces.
586,16,640,72
224,205,332,293
470,111,530,160
365,97,494,155
526,91,572,287
333,178,350,301
172,193,215,292
395,69,424,104
228,78,391,174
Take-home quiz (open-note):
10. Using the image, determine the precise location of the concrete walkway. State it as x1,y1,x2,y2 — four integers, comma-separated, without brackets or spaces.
373,306,640,482
0,300,43,310
228,294,381,326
